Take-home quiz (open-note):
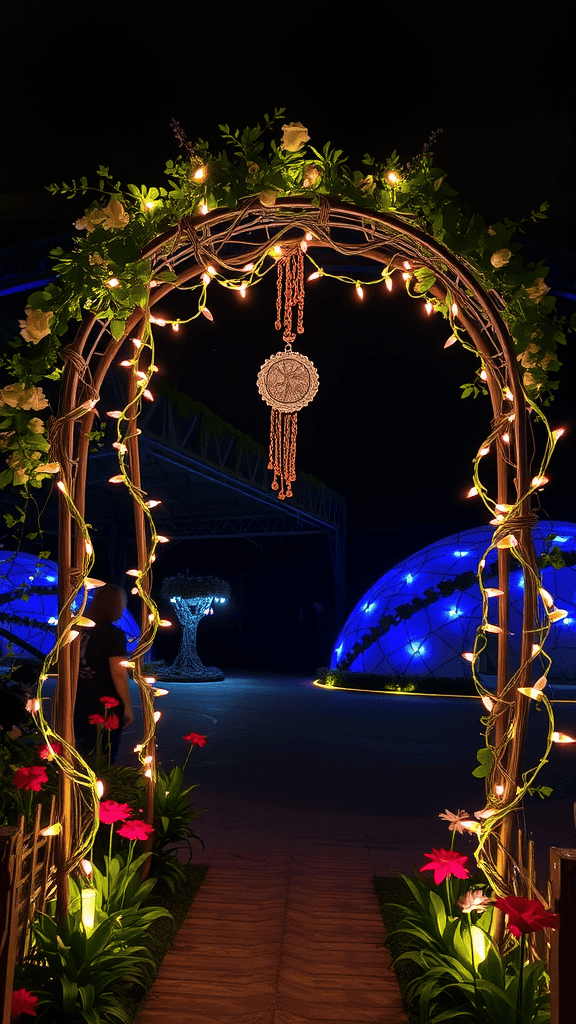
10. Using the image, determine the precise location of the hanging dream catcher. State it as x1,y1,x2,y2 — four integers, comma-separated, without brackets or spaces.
257,246,319,500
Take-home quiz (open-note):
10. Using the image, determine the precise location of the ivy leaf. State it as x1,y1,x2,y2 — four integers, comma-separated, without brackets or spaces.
39,551,51,559
110,320,126,340
472,746,494,778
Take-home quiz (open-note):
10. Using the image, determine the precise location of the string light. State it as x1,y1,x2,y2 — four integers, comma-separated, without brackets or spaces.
356,285,364,299
462,652,474,662
402,272,410,281
144,768,152,778
483,623,503,634
479,446,490,457
119,360,132,367
120,660,135,668
40,823,62,837
495,503,513,512
308,271,321,281
485,588,504,598
132,339,142,348
143,390,154,401
387,171,400,184
96,780,104,797
86,578,106,589
108,475,124,484
107,410,122,419
243,263,254,271
549,608,568,622
112,442,127,453
494,784,505,796
156,535,169,543
552,732,576,744
480,370,488,382
201,273,211,285
534,675,548,690
467,487,478,498
193,166,206,180
159,618,172,627
200,203,208,215
106,277,120,288
504,388,514,401
518,686,544,701
126,569,139,577
424,302,433,315
502,433,510,444
444,335,456,347
145,499,161,508
56,481,67,494
552,428,565,441
239,285,246,298
153,687,169,697
532,643,542,656
496,535,518,549
150,316,166,327
481,696,494,712
153,711,162,723
85,540,93,556
451,303,459,316
80,859,93,875
531,475,549,487
385,277,393,292
403,261,411,270
539,588,554,609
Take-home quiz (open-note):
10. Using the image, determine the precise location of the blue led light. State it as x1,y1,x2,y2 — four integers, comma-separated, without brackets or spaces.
48,617,58,625
449,608,461,617
554,536,568,543
45,576,56,582
564,617,574,625
335,643,343,658
408,642,425,655
454,551,470,558
363,601,378,613
405,573,414,584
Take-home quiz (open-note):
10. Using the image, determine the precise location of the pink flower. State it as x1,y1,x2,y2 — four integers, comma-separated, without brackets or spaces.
103,714,119,730
493,895,558,937
38,740,63,761
11,987,38,1017
457,889,493,914
13,766,49,792
98,800,132,824
117,819,155,841
439,808,473,833
419,848,470,885
88,713,105,725
183,732,207,746
100,696,119,708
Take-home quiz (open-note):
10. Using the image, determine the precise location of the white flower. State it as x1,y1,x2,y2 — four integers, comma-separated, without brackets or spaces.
490,249,512,269
19,307,53,344
457,889,492,914
101,198,129,230
75,198,129,233
439,808,472,833
0,383,49,411
526,278,550,302
281,122,310,152
303,165,321,188
27,417,45,434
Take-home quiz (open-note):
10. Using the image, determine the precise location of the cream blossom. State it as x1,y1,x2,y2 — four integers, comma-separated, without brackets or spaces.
36,462,60,475
281,122,310,152
303,165,321,188
439,808,472,833
0,383,49,411
490,249,512,269
457,889,493,914
526,278,550,302
27,417,45,434
75,199,129,233
259,190,277,207
19,307,53,344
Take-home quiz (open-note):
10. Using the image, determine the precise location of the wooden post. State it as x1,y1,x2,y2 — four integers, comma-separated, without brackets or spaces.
0,826,23,1024
549,848,576,1023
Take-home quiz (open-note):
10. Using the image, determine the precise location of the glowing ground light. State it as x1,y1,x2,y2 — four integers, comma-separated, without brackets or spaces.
454,551,470,557
408,642,425,656
449,608,462,617
405,573,414,584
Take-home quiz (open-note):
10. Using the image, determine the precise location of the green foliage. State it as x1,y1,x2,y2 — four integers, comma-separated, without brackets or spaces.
152,766,205,891
376,872,551,1024
472,746,495,778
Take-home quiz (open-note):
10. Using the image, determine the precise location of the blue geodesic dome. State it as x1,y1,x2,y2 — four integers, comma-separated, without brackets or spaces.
332,522,576,680
0,552,140,660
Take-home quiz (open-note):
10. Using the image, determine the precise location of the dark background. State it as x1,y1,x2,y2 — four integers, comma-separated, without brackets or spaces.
1,1,575,670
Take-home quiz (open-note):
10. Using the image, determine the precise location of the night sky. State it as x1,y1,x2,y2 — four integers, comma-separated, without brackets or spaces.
1,2,575,666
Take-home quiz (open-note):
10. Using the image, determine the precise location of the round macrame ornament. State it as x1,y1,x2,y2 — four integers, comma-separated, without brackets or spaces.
257,248,319,500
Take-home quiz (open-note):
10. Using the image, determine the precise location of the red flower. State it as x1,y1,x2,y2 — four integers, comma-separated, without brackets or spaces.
98,800,132,824
183,732,207,746
38,740,63,761
13,766,49,793
11,987,38,1017
419,848,470,885
103,714,119,730
99,696,119,708
88,713,105,725
493,896,559,937
117,819,155,841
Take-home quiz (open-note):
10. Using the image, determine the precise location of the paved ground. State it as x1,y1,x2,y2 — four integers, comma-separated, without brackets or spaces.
126,671,576,1023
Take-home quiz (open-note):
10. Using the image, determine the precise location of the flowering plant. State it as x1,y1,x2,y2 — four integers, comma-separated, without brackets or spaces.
13,766,49,792
117,819,154,842
11,987,38,1018
98,800,132,825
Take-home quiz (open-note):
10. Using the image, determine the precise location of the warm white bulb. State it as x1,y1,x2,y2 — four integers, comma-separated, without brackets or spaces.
467,486,478,498
200,203,208,215
145,499,161,508
193,166,206,180
107,277,120,288
479,446,490,457
96,779,105,797
385,277,393,292
552,427,565,441
153,711,162,723
462,652,474,662
356,285,364,299
424,302,433,315
502,433,510,444
444,335,456,347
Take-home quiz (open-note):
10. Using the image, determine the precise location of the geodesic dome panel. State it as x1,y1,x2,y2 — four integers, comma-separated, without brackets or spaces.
332,523,576,680
0,552,140,660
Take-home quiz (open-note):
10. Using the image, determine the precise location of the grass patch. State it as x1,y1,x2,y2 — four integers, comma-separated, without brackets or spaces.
117,862,208,1021
319,669,482,695
374,875,422,1024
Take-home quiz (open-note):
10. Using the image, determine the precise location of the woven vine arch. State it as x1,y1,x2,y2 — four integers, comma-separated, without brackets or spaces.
44,194,559,933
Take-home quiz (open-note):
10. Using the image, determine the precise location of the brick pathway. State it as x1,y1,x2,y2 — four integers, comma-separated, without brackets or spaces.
135,836,408,1024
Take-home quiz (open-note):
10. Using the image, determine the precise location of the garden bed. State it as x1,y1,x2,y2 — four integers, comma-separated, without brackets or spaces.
317,670,487,696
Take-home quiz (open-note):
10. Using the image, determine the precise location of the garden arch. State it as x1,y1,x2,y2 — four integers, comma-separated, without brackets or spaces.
48,193,555,919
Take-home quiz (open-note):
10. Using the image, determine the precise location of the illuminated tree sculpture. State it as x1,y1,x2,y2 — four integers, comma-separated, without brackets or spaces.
159,574,231,681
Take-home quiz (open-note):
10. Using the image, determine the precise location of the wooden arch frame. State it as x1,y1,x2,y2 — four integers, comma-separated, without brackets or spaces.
54,196,546,911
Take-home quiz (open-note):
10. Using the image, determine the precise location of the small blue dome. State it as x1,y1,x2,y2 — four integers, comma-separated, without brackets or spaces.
0,552,140,660
332,523,576,680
